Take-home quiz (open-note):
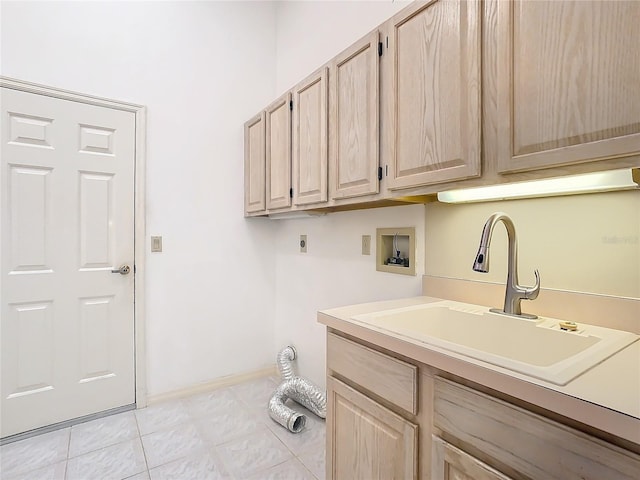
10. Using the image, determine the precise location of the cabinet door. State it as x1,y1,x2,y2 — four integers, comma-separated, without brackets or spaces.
497,1,640,173
384,0,481,190
293,67,328,206
431,436,513,480
266,93,292,210
330,30,380,200
327,376,417,480
244,112,266,214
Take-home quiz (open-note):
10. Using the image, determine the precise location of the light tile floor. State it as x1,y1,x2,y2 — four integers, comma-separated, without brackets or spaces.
0,376,325,480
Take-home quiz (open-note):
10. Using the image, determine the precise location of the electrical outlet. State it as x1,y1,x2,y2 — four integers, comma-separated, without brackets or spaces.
300,235,307,253
151,236,162,252
362,235,371,255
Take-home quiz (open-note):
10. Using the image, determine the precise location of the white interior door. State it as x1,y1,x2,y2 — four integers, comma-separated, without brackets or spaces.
1,87,136,438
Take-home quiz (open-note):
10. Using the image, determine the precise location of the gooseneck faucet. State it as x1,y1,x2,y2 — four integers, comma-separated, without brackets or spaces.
473,212,540,319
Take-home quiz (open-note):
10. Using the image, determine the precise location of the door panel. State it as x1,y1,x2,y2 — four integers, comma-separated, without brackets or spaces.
328,376,417,480
5,301,55,399
8,112,54,148
293,67,328,206
497,0,640,172
330,30,380,200
79,296,115,383
432,436,513,480
385,0,481,189
266,93,292,210
1,87,136,437
244,113,266,214
9,166,52,272
79,172,114,268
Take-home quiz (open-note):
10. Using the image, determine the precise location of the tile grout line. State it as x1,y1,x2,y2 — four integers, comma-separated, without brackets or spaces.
133,409,151,478
65,427,71,480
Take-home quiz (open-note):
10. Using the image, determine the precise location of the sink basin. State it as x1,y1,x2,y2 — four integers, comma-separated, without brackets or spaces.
351,300,639,385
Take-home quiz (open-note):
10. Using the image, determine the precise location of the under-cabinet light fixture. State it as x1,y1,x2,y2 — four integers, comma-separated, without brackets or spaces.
437,168,639,204
268,211,327,220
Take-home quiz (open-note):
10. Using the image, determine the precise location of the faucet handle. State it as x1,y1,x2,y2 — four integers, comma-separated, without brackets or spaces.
524,269,541,300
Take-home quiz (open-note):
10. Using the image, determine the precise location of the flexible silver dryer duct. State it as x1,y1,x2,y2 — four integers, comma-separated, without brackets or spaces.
276,346,296,382
268,346,327,433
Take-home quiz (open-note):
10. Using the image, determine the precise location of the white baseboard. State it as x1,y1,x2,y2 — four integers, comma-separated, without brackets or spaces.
145,365,278,406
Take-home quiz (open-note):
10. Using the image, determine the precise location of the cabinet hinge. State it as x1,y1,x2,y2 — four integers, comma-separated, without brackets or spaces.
378,166,383,181
378,42,383,57
289,100,293,111
289,187,293,198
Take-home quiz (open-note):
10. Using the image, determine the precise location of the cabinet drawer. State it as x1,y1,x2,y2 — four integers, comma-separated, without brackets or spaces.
434,377,640,480
327,332,417,414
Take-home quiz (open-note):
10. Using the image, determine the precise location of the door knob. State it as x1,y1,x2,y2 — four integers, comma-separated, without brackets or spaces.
111,265,131,275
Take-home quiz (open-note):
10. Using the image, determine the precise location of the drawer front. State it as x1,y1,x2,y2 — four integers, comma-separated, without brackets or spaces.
434,377,640,480
327,332,417,414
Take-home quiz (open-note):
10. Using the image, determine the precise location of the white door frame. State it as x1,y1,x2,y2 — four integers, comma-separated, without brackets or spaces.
0,76,148,409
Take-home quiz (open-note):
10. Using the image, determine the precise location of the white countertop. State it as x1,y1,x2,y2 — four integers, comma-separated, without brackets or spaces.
318,295,640,446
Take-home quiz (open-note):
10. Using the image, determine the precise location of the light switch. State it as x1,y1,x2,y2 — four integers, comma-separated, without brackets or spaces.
151,236,162,252
362,235,371,255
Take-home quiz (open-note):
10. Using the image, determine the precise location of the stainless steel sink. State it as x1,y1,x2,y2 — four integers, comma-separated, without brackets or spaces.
351,300,638,385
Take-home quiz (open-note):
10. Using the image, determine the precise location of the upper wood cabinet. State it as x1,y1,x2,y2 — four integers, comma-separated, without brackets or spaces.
265,93,292,210
384,0,482,190
244,112,266,214
497,0,640,173
292,67,329,206
330,30,380,200
245,0,637,217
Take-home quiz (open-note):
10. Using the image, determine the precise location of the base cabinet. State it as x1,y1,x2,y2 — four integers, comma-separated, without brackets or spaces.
326,331,640,480
327,377,417,480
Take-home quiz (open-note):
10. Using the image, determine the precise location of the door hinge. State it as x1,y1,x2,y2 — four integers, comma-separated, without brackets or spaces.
289,100,293,111
378,166,383,181
290,187,293,198
378,42,383,57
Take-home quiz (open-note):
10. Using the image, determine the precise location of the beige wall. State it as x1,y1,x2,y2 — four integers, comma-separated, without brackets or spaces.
425,190,640,299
